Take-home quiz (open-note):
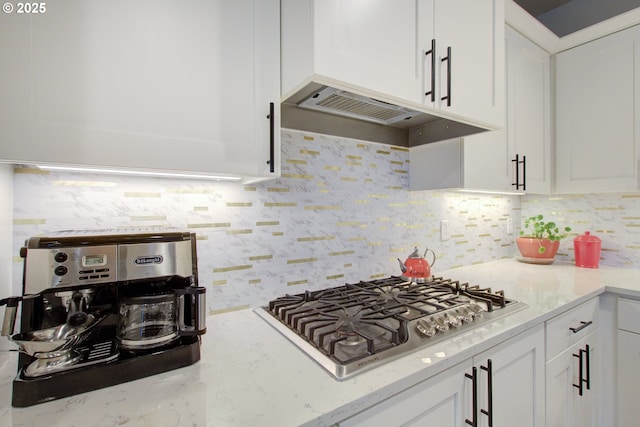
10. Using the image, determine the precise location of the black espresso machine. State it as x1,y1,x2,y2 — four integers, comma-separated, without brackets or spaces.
0,229,206,407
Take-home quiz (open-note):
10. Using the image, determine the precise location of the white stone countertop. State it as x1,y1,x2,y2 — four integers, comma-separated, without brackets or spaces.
1,258,639,427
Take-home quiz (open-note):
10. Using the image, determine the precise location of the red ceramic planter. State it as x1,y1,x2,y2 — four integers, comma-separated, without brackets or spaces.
516,237,560,259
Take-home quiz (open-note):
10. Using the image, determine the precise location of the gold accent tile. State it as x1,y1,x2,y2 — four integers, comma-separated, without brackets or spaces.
337,221,362,226
390,160,403,166
193,206,209,212
300,149,319,155
368,241,382,246
281,173,313,179
344,263,353,268
350,237,365,241
595,206,625,211
13,218,46,225
196,235,208,240
346,162,362,166
388,186,404,190
244,186,257,192
226,202,252,207
304,205,341,210
267,187,290,193
370,273,388,279
210,305,250,315
455,240,470,245
369,194,389,198
391,146,410,152
324,166,341,171
341,177,357,182
376,150,391,155
124,192,161,198
287,159,307,165
249,279,261,285
327,274,344,280
212,280,227,286
622,194,640,198
347,155,362,160
287,257,318,264
354,199,370,204
329,250,355,256
394,169,408,174
298,236,336,242
248,255,273,261
272,232,284,236
226,229,253,235
213,265,252,273
303,136,314,141
256,221,279,226
288,279,308,286
188,222,231,228
14,167,48,174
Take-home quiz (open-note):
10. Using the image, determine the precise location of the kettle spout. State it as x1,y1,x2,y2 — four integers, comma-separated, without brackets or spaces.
397,258,407,273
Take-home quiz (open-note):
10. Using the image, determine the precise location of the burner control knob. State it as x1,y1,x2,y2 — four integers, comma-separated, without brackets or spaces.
416,319,437,337
54,265,68,276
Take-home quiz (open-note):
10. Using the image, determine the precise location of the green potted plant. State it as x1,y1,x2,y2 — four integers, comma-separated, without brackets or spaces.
517,214,571,262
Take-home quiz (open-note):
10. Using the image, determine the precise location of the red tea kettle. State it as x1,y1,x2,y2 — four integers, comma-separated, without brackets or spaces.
398,247,436,283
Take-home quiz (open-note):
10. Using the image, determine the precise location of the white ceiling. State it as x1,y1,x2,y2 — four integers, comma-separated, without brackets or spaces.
515,0,640,37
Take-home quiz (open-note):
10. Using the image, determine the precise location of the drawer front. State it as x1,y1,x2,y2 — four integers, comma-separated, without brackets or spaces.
546,297,599,360
618,297,640,333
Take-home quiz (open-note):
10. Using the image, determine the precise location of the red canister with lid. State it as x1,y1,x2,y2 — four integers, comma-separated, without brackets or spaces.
573,231,601,268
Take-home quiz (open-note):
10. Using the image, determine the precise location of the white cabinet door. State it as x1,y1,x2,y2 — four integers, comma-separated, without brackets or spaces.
313,0,422,104
546,332,598,427
473,324,546,427
618,330,640,426
283,0,504,129
431,0,505,128
337,360,473,427
556,25,640,193
0,0,280,180
506,26,552,194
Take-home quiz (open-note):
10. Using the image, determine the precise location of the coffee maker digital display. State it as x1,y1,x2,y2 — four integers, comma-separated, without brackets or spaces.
1,229,207,407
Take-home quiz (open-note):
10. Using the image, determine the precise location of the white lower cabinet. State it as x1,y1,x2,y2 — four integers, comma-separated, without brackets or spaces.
545,298,600,427
617,297,640,426
545,333,599,427
337,324,544,427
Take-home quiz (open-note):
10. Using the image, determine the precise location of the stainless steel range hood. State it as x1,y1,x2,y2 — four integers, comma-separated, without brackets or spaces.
281,82,491,148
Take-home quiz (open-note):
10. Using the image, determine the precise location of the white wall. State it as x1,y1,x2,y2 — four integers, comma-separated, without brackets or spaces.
0,164,12,294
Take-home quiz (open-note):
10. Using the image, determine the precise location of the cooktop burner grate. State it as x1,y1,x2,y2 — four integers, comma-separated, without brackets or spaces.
258,276,526,379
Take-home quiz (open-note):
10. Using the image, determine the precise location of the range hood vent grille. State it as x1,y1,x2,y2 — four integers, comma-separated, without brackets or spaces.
298,87,417,125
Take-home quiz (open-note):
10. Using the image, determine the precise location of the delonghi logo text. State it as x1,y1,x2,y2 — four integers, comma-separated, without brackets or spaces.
133,255,164,266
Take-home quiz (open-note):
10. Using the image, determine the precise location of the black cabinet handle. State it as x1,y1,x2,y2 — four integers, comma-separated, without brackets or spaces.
480,359,494,427
465,366,478,426
511,154,526,190
569,321,593,334
573,350,584,396
584,344,591,390
441,46,452,106
267,102,275,173
425,39,436,102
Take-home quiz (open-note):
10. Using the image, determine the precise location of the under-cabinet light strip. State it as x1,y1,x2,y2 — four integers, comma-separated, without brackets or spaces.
37,165,242,181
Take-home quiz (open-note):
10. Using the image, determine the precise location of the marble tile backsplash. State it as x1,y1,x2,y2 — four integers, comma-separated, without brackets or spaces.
12,130,519,313
522,194,640,267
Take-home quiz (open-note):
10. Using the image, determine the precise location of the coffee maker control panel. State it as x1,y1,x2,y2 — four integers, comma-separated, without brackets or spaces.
24,245,118,292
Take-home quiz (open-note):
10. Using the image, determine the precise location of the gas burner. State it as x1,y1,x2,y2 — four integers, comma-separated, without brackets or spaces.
258,276,527,379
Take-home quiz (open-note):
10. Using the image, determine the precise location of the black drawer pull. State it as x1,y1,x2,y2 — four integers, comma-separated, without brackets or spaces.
569,321,593,334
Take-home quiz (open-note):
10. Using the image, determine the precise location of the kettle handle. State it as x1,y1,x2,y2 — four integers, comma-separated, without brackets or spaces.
424,249,436,267
175,286,207,336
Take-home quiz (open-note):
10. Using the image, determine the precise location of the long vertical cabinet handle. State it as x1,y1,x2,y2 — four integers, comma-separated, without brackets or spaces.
425,39,436,102
465,367,478,426
583,344,591,390
441,46,452,106
511,155,526,191
267,102,275,173
480,359,494,427
573,350,584,396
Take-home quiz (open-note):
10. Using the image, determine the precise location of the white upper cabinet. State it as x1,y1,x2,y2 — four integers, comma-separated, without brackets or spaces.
412,26,549,193
505,26,552,194
0,0,280,181
555,25,640,193
282,0,505,129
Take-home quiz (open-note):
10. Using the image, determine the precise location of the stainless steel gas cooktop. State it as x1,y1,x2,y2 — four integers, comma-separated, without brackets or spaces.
256,276,527,380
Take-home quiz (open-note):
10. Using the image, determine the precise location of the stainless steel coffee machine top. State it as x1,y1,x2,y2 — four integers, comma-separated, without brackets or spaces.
0,229,207,407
